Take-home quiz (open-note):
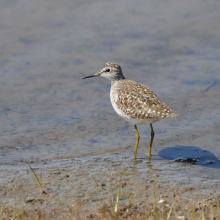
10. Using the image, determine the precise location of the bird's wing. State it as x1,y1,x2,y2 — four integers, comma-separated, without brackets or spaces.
114,80,178,120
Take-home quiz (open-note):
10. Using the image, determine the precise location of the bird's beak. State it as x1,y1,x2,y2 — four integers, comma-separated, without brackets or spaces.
83,72,102,79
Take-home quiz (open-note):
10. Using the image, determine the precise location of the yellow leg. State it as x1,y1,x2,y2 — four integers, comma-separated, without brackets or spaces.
147,123,154,157
133,125,140,159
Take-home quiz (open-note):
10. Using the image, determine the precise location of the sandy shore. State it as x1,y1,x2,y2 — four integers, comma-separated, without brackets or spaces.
1,148,220,219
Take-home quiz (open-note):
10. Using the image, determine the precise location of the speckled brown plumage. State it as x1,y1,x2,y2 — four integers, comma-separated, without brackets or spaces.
110,79,178,121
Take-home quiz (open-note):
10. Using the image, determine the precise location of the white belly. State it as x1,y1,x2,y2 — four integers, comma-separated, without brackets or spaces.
122,116,159,125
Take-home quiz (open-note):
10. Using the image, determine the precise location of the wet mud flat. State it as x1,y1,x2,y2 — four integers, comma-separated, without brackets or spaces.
1,148,220,219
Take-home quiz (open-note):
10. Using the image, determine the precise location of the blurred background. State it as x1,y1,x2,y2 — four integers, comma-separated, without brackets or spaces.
0,0,220,164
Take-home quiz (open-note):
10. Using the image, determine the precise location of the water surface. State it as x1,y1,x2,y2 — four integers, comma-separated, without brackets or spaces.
0,0,220,182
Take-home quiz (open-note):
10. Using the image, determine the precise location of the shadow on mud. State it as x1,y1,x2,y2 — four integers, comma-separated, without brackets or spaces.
158,146,220,169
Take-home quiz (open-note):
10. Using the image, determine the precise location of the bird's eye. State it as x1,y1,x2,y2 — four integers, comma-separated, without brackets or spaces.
106,69,110,72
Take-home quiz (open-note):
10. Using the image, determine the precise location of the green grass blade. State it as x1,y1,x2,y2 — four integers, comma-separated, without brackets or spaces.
26,162,44,193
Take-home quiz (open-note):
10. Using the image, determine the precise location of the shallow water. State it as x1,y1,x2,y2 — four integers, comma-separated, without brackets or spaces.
0,0,220,183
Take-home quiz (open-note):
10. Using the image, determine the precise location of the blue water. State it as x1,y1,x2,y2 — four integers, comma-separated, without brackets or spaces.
0,0,220,178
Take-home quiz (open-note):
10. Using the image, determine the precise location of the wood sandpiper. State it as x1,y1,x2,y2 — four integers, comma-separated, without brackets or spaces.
83,62,178,159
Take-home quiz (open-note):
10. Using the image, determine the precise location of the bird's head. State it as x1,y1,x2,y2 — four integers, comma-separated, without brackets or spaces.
83,62,125,81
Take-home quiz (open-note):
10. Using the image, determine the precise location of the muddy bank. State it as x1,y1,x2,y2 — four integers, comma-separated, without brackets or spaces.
1,150,220,218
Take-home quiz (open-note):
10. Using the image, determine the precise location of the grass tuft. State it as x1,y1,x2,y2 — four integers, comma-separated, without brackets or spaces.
26,162,46,194
114,177,121,213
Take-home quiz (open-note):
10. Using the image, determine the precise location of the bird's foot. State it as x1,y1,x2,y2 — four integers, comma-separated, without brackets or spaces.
146,153,152,157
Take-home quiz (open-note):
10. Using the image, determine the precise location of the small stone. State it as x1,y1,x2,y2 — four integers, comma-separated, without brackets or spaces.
158,199,165,203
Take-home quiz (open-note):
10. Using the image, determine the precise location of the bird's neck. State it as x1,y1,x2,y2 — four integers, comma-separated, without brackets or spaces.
111,78,126,86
